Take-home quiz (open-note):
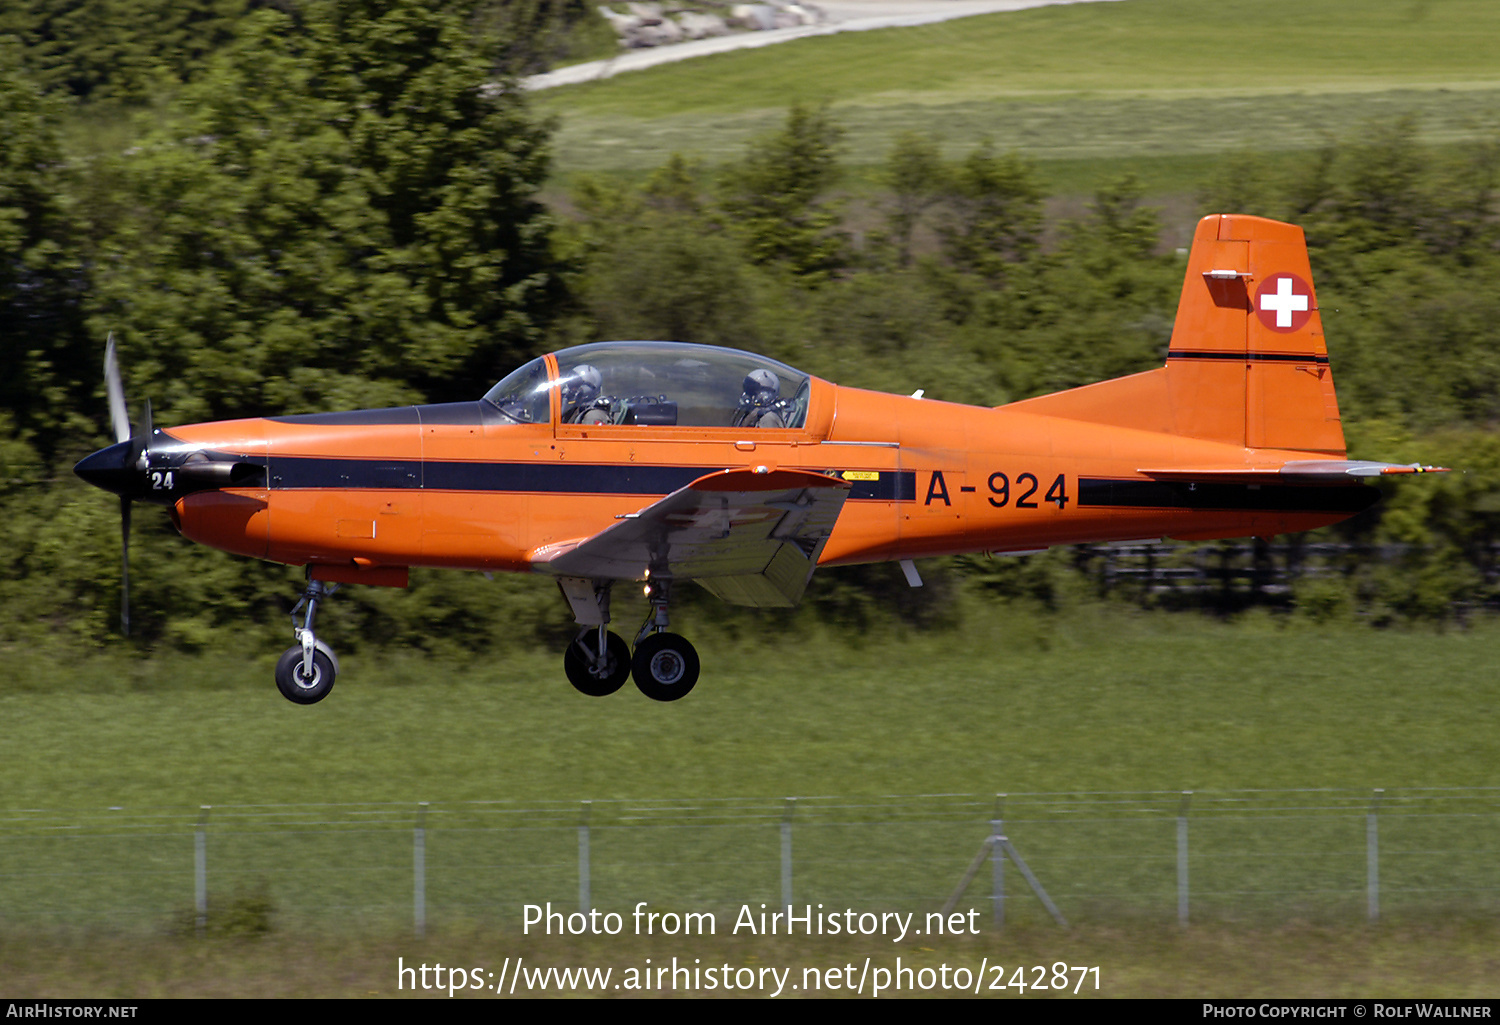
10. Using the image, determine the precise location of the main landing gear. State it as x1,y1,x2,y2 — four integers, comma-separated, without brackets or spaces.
561,578,700,702
275,577,340,705
563,627,631,697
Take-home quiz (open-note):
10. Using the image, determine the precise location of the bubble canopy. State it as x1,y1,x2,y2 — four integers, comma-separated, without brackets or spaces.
482,342,811,429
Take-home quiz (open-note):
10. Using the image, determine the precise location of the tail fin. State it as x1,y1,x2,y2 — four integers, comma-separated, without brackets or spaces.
1006,214,1346,456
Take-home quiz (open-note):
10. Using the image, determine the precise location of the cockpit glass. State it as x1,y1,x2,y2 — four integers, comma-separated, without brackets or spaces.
544,342,810,429
481,356,552,424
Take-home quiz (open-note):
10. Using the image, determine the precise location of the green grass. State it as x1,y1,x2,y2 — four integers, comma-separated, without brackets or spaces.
8,612,1500,809
6,613,1497,948
537,0,1500,176
548,0,1500,115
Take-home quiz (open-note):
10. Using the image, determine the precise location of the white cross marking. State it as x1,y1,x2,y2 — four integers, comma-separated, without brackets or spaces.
1260,276,1309,328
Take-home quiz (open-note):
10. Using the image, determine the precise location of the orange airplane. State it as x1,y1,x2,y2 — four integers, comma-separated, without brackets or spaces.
75,215,1444,704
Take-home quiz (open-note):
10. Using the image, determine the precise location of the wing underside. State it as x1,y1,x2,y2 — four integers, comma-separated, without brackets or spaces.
535,468,851,608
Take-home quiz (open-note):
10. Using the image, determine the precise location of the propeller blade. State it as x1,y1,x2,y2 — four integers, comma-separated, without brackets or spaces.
136,399,153,471
119,495,131,636
104,334,131,445
104,333,138,635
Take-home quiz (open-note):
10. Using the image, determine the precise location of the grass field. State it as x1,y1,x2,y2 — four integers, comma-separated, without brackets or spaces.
9,611,1500,809
538,0,1500,181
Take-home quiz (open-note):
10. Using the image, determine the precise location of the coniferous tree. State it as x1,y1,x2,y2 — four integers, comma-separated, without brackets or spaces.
718,103,848,285
0,42,89,454
91,1,567,424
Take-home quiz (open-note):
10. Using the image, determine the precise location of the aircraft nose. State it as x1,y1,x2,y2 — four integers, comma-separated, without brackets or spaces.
74,440,140,498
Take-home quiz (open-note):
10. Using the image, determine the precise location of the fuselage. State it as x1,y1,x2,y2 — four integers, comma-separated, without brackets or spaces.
141,376,1370,583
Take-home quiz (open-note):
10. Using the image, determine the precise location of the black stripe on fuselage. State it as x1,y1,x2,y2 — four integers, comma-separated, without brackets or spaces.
1078,477,1378,513
269,458,704,494
272,457,423,490
1167,350,1330,364
427,461,706,495
268,456,915,501
846,471,916,502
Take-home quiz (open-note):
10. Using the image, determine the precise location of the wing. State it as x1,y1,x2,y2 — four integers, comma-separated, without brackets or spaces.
533,468,851,607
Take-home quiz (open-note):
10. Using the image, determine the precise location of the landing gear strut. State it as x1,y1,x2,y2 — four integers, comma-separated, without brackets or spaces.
275,577,340,704
556,576,700,701
559,580,630,697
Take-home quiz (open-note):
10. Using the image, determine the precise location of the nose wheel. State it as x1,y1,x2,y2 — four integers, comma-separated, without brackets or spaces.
275,642,338,704
276,577,340,704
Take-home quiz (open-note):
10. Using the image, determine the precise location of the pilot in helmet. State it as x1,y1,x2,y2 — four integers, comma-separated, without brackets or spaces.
734,368,785,428
561,364,609,424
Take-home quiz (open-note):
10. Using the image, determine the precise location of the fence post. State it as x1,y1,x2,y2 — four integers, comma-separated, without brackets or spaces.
579,800,592,912
991,794,1006,929
1177,791,1192,928
414,802,428,940
1367,788,1384,923
195,805,211,938
781,797,796,917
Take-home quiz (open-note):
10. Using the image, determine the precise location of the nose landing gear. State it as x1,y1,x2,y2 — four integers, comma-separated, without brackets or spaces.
275,577,340,704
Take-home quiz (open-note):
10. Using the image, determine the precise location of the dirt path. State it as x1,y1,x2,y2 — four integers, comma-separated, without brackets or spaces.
524,0,1127,90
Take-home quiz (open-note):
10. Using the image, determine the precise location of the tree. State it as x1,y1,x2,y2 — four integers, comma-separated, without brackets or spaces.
474,0,616,75
567,155,760,349
1,0,248,102
89,1,568,424
317,0,568,397
0,41,89,455
963,175,1175,401
878,131,948,268
718,103,848,285
935,142,1043,283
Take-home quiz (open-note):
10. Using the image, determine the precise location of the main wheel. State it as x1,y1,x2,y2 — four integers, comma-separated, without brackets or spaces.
632,632,699,702
275,644,337,705
564,630,631,697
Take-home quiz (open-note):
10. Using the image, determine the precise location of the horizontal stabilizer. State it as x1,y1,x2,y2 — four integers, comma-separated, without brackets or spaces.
534,467,850,607
1137,461,1450,485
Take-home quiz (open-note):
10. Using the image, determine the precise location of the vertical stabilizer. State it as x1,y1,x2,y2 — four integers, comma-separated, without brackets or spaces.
1002,214,1345,457
1166,214,1344,454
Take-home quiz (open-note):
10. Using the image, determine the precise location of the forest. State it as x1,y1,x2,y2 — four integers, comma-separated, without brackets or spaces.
2,0,1498,659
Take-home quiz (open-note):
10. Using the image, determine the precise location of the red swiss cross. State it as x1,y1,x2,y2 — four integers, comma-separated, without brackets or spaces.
1254,273,1314,333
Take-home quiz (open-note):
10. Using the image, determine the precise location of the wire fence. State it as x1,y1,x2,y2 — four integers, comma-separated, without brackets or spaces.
2,788,1498,936
1081,540,1500,608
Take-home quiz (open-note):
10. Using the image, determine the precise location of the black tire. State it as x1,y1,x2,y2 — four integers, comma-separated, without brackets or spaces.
564,630,631,697
275,645,337,705
632,632,699,702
